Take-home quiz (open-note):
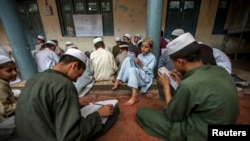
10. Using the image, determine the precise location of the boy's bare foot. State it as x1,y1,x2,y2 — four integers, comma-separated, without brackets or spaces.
124,98,139,106
112,80,122,90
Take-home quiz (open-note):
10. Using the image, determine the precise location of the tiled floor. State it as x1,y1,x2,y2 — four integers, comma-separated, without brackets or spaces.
89,59,250,141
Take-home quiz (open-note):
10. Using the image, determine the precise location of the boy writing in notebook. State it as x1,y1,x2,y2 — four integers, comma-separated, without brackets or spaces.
16,48,120,141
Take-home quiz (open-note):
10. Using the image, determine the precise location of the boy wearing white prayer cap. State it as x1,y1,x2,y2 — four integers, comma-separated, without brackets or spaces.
65,41,74,51
34,40,59,72
136,32,239,141
35,34,45,50
16,48,120,141
90,37,117,81
133,34,141,46
51,38,64,57
114,42,130,74
0,55,18,140
112,38,157,106
170,28,185,41
158,28,185,72
123,33,137,53
112,37,121,58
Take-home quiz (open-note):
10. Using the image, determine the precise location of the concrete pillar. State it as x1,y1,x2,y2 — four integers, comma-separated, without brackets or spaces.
0,0,37,80
146,0,164,61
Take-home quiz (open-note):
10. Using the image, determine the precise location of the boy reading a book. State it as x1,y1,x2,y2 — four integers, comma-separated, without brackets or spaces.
136,33,239,141
16,48,120,141
112,38,157,105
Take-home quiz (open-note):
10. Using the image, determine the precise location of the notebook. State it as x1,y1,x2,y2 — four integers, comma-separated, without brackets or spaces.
158,67,179,90
80,99,118,124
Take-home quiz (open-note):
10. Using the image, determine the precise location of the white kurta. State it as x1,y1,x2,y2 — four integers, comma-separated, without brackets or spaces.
35,48,59,72
116,52,156,93
212,48,232,74
90,48,117,81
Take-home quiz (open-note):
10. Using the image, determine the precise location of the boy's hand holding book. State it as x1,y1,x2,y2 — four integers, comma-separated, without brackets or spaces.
97,104,114,117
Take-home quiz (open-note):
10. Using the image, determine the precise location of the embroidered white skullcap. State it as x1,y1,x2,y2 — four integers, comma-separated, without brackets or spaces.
137,39,143,47
171,29,185,36
37,35,45,40
45,40,56,46
167,32,196,55
93,37,103,45
65,41,73,45
63,48,87,63
134,34,141,38
115,37,121,42
123,33,131,40
119,44,129,48
0,55,12,64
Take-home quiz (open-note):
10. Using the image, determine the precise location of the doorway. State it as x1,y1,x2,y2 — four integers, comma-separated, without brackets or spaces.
164,0,201,39
16,0,45,50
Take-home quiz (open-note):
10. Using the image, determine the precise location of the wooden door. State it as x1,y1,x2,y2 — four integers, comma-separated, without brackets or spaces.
165,0,201,39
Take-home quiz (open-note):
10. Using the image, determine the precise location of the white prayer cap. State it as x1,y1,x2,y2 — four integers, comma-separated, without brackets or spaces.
37,35,45,40
63,48,87,63
123,33,131,40
0,55,12,64
167,32,196,55
119,44,129,48
137,39,143,47
45,40,56,46
115,37,121,42
65,41,73,45
93,37,103,45
134,34,141,39
171,29,185,36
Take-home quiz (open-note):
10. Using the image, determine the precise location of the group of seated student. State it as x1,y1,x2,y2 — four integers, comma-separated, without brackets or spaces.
0,30,240,141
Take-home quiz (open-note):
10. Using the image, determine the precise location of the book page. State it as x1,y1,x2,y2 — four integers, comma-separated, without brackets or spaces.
80,99,118,124
158,67,179,90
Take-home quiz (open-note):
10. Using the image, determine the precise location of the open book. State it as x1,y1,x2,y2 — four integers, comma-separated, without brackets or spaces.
80,99,118,124
158,67,179,90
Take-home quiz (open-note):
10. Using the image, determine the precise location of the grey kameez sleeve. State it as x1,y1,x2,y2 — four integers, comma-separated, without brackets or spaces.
55,88,102,141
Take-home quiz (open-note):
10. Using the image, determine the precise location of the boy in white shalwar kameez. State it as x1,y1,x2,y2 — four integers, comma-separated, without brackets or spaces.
112,38,157,105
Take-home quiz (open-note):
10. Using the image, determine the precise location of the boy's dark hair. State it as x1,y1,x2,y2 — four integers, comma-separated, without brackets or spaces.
170,42,201,62
0,61,15,69
170,35,178,40
59,55,86,70
161,30,164,37
199,44,217,65
94,41,105,48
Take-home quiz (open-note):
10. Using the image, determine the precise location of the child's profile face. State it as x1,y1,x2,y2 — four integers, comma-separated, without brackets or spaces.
141,42,152,55
0,62,17,82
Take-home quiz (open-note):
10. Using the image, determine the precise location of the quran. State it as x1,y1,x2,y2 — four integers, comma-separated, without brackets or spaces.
80,99,118,124
158,67,179,90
